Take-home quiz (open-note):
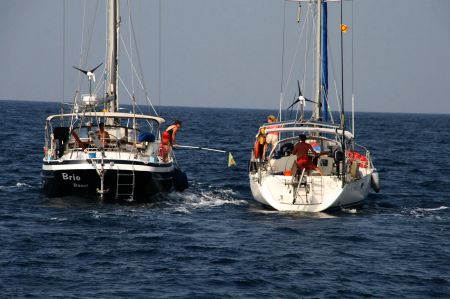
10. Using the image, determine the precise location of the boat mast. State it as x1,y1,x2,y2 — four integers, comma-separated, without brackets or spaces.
106,0,119,113
340,0,346,187
313,0,322,121
321,1,328,122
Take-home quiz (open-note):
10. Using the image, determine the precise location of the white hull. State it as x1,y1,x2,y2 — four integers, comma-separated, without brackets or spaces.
249,172,372,212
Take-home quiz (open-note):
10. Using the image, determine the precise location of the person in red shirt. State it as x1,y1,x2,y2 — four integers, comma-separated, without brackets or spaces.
165,120,181,145
292,134,323,175
159,131,171,162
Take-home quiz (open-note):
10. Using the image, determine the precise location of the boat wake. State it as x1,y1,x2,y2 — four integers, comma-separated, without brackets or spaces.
166,183,248,212
0,182,34,192
340,207,360,214
404,206,449,220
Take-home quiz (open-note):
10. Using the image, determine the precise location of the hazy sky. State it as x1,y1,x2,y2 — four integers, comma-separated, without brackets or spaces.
1,0,449,114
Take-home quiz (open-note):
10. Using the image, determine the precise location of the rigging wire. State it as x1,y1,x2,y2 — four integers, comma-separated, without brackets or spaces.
158,0,162,111
307,4,318,122
294,3,311,121
127,4,159,116
118,34,158,116
61,0,66,124
75,0,100,99
278,1,287,121
340,0,346,187
75,0,87,98
326,27,342,118
127,0,135,95
296,4,313,121
126,0,137,132
283,3,310,113
351,0,355,137
103,2,109,98
69,0,88,129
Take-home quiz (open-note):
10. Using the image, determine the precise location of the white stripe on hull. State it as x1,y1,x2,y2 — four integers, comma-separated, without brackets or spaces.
43,162,173,173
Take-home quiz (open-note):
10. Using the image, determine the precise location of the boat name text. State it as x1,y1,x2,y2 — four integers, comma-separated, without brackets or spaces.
62,173,81,181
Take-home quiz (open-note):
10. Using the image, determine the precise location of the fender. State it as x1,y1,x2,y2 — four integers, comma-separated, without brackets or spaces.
253,140,260,159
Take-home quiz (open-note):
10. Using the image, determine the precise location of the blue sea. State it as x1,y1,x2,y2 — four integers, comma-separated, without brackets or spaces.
0,100,449,298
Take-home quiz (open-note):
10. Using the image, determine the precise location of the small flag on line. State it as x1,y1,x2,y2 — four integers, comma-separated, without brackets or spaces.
228,152,236,167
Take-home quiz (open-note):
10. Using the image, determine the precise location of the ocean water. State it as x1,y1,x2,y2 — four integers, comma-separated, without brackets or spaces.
0,100,449,298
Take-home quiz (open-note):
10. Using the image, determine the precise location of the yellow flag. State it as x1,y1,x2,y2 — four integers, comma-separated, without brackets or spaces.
228,152,236,167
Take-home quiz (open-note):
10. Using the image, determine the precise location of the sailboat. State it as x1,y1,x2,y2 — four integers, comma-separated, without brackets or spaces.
249,0,380,212
41,0,188,201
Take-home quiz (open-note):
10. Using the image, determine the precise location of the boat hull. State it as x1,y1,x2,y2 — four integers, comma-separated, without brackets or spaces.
249,173,372,212
42,160,175,200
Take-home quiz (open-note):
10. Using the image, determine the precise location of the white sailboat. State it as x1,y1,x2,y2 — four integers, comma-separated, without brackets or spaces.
42,0,188,201
249,0,380,212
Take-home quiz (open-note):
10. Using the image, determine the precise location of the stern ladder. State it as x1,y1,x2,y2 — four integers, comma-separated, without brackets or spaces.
116,168,135,201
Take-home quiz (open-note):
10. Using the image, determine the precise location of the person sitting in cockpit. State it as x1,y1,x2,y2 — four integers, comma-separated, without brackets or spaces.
96,122,110,145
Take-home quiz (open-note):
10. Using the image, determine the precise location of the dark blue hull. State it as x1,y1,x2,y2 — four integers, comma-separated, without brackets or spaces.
41,168,174,201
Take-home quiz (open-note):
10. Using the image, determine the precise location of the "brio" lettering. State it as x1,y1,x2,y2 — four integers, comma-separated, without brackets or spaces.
62,173,81,181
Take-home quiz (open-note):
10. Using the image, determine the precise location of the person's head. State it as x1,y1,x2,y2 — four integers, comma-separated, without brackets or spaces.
174,120,182,128
259,128,266,135
267,115,276,123
299,134,307,142
99,122,105,130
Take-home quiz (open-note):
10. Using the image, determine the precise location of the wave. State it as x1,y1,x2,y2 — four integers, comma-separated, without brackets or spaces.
0,182,34,191
340,207,359,214
413,206,448,212
169,188,248,211
404,206,449,220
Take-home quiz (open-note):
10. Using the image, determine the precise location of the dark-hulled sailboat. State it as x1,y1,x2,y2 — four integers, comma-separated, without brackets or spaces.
42,0,187,201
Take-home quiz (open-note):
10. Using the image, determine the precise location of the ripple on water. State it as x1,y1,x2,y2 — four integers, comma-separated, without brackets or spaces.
1,103,450,298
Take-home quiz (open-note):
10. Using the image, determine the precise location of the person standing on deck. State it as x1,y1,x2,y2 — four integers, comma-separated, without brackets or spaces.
165,120,182,145
254,128,267,161
265,115,280,152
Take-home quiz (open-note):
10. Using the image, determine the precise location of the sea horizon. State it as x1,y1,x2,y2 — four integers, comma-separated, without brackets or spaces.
1,98,449,116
